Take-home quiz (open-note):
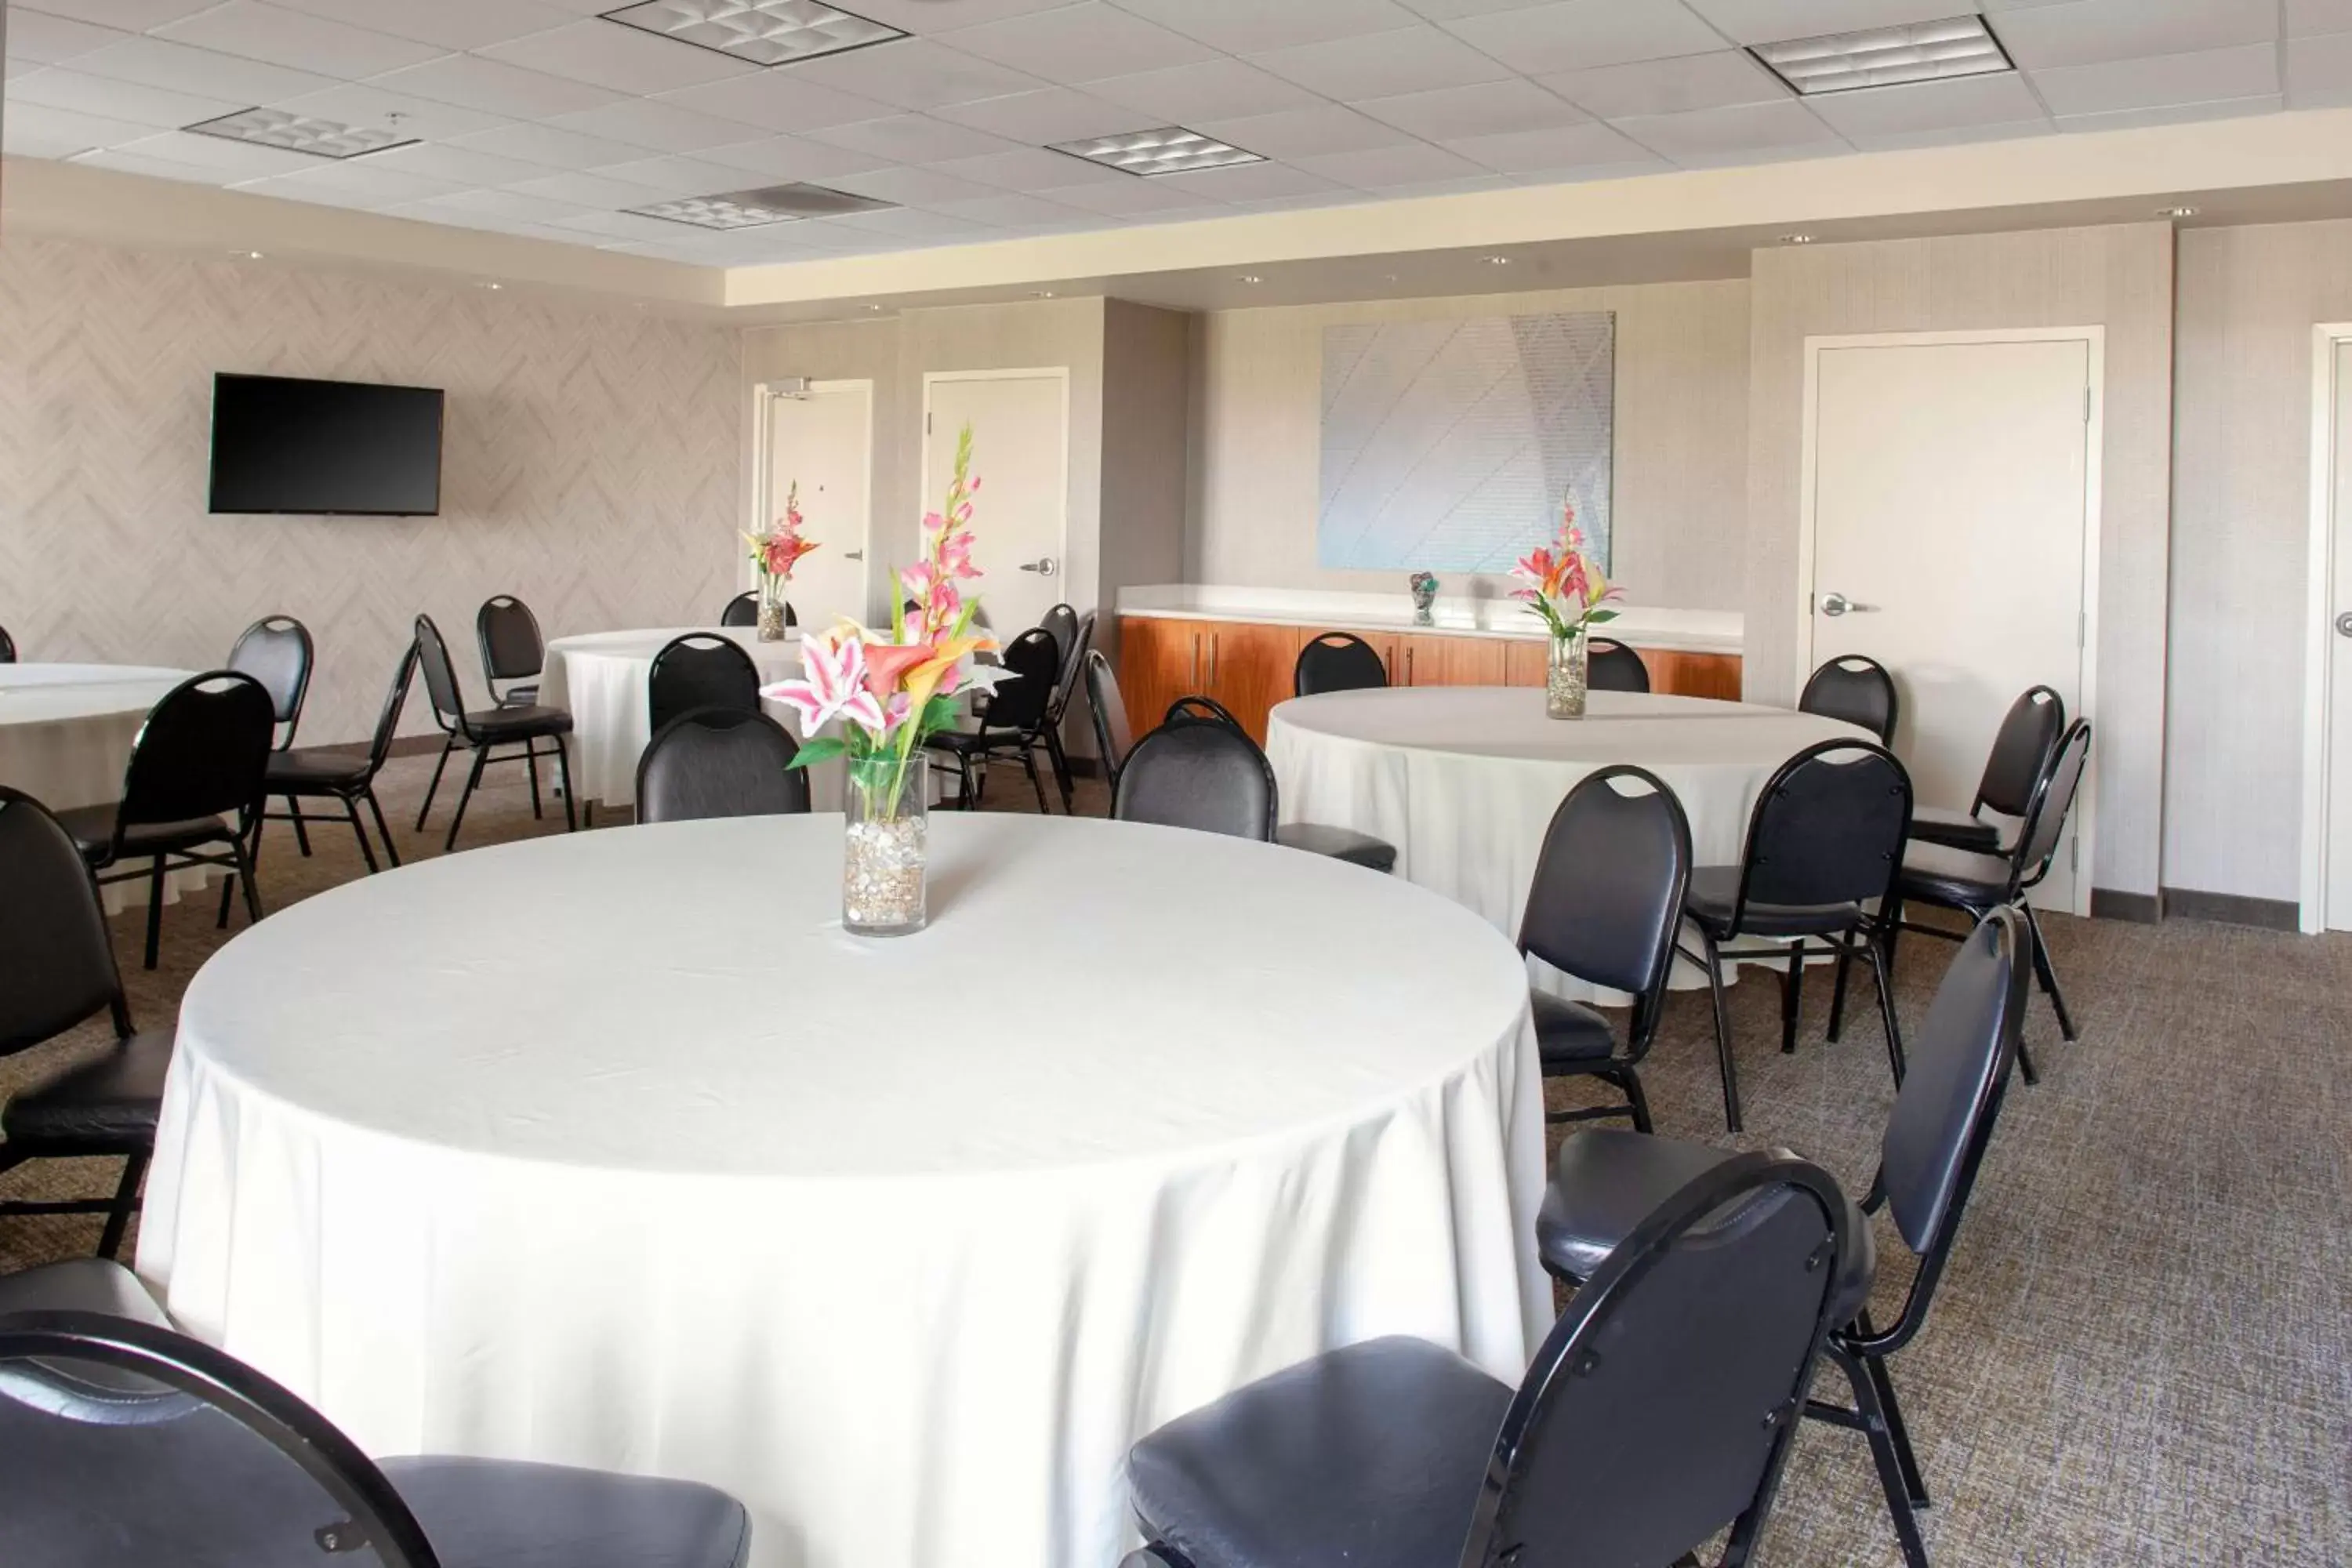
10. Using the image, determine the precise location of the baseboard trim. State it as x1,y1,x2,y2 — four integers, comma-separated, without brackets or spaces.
2089,888,2161,924
2157,886,2301,932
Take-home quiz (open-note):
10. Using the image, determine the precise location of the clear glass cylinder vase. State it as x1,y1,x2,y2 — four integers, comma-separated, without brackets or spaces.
843,751,929,936
756,575,789,642
1546,629,1588,720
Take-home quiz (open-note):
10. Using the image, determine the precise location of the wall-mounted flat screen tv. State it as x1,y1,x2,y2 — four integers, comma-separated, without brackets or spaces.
209,373,445,516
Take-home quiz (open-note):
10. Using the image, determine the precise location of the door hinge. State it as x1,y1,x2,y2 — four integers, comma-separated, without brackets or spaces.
2070,838,2079,873
2083,386,2092,423
925,410,932,435
2078,610,2086,649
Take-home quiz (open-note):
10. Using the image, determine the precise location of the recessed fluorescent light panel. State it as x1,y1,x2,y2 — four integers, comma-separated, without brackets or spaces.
184,108,419,159
1047,127,1262,176
629,182,896,229
602,0,905,66
1749,15,2012,95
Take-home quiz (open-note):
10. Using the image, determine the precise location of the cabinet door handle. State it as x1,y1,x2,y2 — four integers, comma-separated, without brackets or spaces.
1207,634,1218,688
1406,646,1415,684
1191,633,1200,687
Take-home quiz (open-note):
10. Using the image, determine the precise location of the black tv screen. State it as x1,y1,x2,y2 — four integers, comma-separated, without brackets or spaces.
208,373,445,516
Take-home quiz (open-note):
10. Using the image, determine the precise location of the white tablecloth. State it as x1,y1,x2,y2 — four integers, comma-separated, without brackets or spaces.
1266,688,1871,1000
537,627,807,809
0,662,211,909
138,813,1545,1568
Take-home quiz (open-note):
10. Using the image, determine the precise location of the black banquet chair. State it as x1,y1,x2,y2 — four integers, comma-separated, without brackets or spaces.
54,671,274,970
1537,908,2030,1568
1112,716,1276,840
721,590,792,630
924,626,1062,814
1146,696,1397,870
1679,739,1913,1132
1519,766,1692,1133
1293,631,1388,696
475,593,545,708
0,623,14,662
1587,636,1650,693
1084,649,1132,797
637,710,808,824
648,633,762,736
1802,653,1900,745
1910,684,2065,855
0,788,180,1258
1039,606,1093,813
1038,602,1079,671
413,614,575,851
1122,1149,1857,1568
225,613,314,754
0,1263,753,1568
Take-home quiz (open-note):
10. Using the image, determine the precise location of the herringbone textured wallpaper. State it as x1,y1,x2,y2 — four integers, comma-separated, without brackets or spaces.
0,234,742,745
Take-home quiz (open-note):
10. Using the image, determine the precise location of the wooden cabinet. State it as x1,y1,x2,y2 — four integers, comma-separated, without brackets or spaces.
1503,638,1548,688
1116,615,1201,738
1646,649,1743,700
1400,633,1507,688
1199,622,1305,742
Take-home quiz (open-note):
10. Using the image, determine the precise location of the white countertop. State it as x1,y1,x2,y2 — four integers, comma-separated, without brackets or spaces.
1116,585,1743,656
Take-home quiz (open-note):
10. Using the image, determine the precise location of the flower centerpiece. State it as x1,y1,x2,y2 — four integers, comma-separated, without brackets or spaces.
1511,499,1622,719
761,423,1003,935
742,482,818,641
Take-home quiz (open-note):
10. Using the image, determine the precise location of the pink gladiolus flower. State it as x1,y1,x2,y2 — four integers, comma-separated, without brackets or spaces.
939,531,981,580
763,633,886,738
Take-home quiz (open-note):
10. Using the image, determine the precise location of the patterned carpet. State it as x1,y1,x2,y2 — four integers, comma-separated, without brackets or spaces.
4,750,2347,1564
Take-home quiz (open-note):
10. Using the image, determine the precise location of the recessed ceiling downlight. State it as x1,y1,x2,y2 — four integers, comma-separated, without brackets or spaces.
628,182,897,229
1048,126,1262,176
602,0,906,66
1749,15,2012,96
185,107,418,159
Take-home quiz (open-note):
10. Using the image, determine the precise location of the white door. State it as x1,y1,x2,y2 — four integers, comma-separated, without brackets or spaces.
2324,340,2352,927
921,370,1068,641
760,381,871,631
1806,334,2095,913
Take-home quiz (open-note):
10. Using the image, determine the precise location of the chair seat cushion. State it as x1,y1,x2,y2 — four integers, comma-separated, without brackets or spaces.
1685,865,1863,939
1128,1336,1511,1568
922,728,1025,755
464,705,571,741
1530,991,1619,1067
1274,822,1397,872
265,747,369,790
1897,839,2012,911
1,1030,172,1149
49,804,234,865
0,1257,171,1325
1537,1128,1875,1325
1907,804,2005,855
380,1457,750,1568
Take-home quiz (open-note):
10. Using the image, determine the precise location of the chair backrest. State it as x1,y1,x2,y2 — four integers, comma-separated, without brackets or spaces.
1800,654,1899,744
647,634,762,735
637,710,808,823
0,1311,442,1568
1163,695,1244,729
1730,739,1911,919
411,615,471,734
978,627,1060,731
0,788,131,1058
475,595,543,685
1084,650,1133,784
116,672,277,835
362,644,418,775
1975,685,2066,818
0,624,14,662
2009,720,2092,894
720,591,758,627
1294,632,1388,697
224,615,314,746
1519,768,1692,1053
1459,1152,1854,1568
1038,603,1078,672
1586,637,1650,694
1112,719,1277,841
1049,609,1094,724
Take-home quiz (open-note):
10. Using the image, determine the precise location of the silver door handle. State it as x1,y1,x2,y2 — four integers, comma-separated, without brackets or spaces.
1819,592,1879,617
1018,557,1058,576
2336,612,2352,638
844,550,864,562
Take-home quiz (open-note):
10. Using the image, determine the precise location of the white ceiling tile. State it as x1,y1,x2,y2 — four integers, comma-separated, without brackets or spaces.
648,72,898,133
1039,175,1235,213
234,159,469,204
505,169,676,205
1668,134,1850,167
362,140,559,185
402,187,596,223
67,147,247,183
783,38,1050,110
265,83,519,140
832,0,1086,27
1437,1,1725,73
5,12,135,67
152,3,447,80
1250,24,1515,98
1080,57,1327,122
1680,0,1969,45
693,135,891,180
541,209,702,241
1352,170,1510,196
2052,91,2281,132
1192,103,1420,158
445,121,653,169
368,54,627,118
66,38,343,104
804,112,1022,162
476,19,760,93
923,190,1095,226
2288,0,2352,36
106,128,332,176
819,206,1004,240
6,67,248,129
924,146,1131,189
1294,140,1488,186
1394,0,1568,16
266,0,580,51
1784,64,2047,135
1442,119,1664,172
1610,96,1844,159
547,98,770,153
1110,0,1422,53
1844,115,2053,151
1153,159,1350,199
1991,0,2275,69
594,153,769,195
1540,49,1784,118
2288,31,2352,106
1,102,158,157
929,86,1141,142
2027,42,2278,116
941,4,1218,82
822,164,985,205
1356,78,1588,139
8,60,45,82
16,0,222,28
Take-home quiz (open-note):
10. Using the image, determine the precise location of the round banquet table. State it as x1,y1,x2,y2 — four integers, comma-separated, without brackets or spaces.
1265,688,1872,1001
136,812,1546,1568
537,626,808,810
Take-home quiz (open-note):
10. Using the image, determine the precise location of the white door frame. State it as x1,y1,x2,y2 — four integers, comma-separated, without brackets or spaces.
2296,323,2352,931
1795,326,2105,917
750,377,873,612
920,366,1071,581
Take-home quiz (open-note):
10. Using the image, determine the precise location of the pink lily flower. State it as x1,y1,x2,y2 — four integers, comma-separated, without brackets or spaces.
762,633,886,738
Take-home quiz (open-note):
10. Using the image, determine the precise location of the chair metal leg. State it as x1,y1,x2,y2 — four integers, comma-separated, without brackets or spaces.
1044,726,1076,812
418,735,455,829
96,1149,151,1261
1697,931,1743,1133
287,795,312,857
1832,1341,1932,1568
345,795,379,873
1864,926,1906,1086
1864,1345,1930,1508
553,735,579,833
2014,1034,2041,1086
1779,943,1803,1054
215,820,252,931
1618,1064,1653,1134
2021,902,2078,1041
231,831,265,927
365,788,401,868
1022,747,1051,815
527,741,544,820
446,748,487,851
143,857,166,970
